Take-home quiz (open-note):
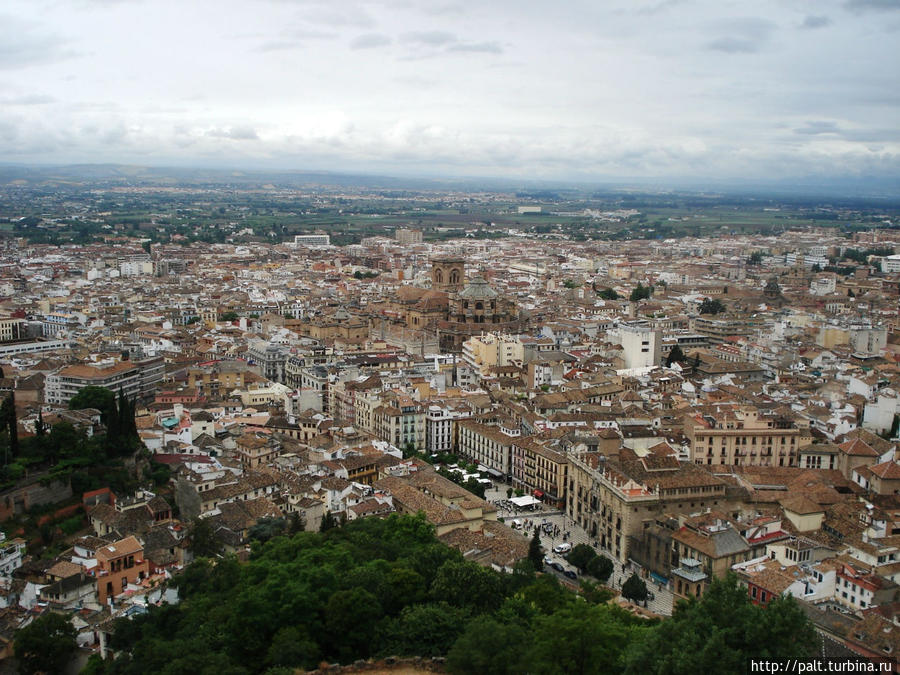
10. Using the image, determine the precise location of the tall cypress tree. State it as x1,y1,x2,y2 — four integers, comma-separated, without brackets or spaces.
6,391,17,459
528,529,544,571
119,391,137,442
117,389,127,442
128,395,138,439
35,408,45,436
0,394,11,466
105,391,121,453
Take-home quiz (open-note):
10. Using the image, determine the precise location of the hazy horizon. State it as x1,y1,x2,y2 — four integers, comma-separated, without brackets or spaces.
1,0,899,187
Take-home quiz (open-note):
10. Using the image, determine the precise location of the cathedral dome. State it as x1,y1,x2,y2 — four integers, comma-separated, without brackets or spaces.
457,277,499,300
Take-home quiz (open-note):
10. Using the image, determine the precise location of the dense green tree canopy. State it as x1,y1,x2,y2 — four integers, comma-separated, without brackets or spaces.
630,282,652,302
621,573,649,603
625,573,817,674
596,286,620,300
566,543,596,572
665,344,686,366
88,516,816,675
14,612,77,675
585,554,614,583
699,298,726,315
69,385,117,420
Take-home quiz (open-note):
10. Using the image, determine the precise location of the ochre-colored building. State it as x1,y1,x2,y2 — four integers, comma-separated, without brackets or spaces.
95,536,150,604
686,407,812,468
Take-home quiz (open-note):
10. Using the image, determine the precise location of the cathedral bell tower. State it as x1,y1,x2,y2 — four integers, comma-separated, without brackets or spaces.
430,257,465,293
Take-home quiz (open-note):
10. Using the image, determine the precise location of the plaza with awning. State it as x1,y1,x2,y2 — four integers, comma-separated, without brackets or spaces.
509,495,541,509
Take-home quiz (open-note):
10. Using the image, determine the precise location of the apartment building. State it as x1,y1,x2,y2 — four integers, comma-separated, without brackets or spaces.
0,533,25,577
236,433,281,470
187,360,255,400
0,317,26,343
247,339,290,383
331,375,381,425
566,446,731,563
510,437,568,508
41,312,81,337
462,332,524,378
293,233,331,247
394,228,423,245
45,356,164,405
692,316,755,344
373,396,425,452
95,536,150,605
618,323,662,369
457,420,520,480
425,403,471,454
685,407,812,468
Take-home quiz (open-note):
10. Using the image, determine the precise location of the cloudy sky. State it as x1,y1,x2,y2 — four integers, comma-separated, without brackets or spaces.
1,0,899,184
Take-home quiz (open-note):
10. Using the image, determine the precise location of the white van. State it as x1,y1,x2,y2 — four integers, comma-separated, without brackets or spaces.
511,519,523,530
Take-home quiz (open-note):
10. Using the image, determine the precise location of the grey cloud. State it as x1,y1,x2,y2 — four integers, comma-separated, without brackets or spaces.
800,15,832,29
706,17,775,54
0,119,18,142
707,37,760,53
2,94,56,105
635,0,685,16
140,104,189,114
257,40,304,52
350,33,392,49
256,28,336,52
68,101,120,112
794,120,840,135
422,4,466,16
76,0,145,5
827,127,900,143
844,0,900,12
447,41,502,54
304,7,375,28
0,15,78,69
206,126,259,141
793,120,900,143
401,31,457,46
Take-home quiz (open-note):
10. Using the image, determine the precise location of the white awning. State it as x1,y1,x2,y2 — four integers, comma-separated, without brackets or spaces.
509,495,541,507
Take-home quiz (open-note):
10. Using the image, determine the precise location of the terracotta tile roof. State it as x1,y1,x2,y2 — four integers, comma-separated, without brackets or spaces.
47,560,85,579
672,524,749,559
847,613,900,657
842,428,895,456
439,521,529,569
781,495,825,515
839,439,879,458
96,535,143,560
870,461,900,480
748,565,797,596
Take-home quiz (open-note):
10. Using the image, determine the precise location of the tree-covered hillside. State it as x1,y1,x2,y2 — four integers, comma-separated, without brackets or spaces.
87,514,816,675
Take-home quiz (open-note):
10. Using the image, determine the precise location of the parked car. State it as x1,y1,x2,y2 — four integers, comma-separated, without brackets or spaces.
550,562,565,572
553,543,572,554
563,570,578,580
